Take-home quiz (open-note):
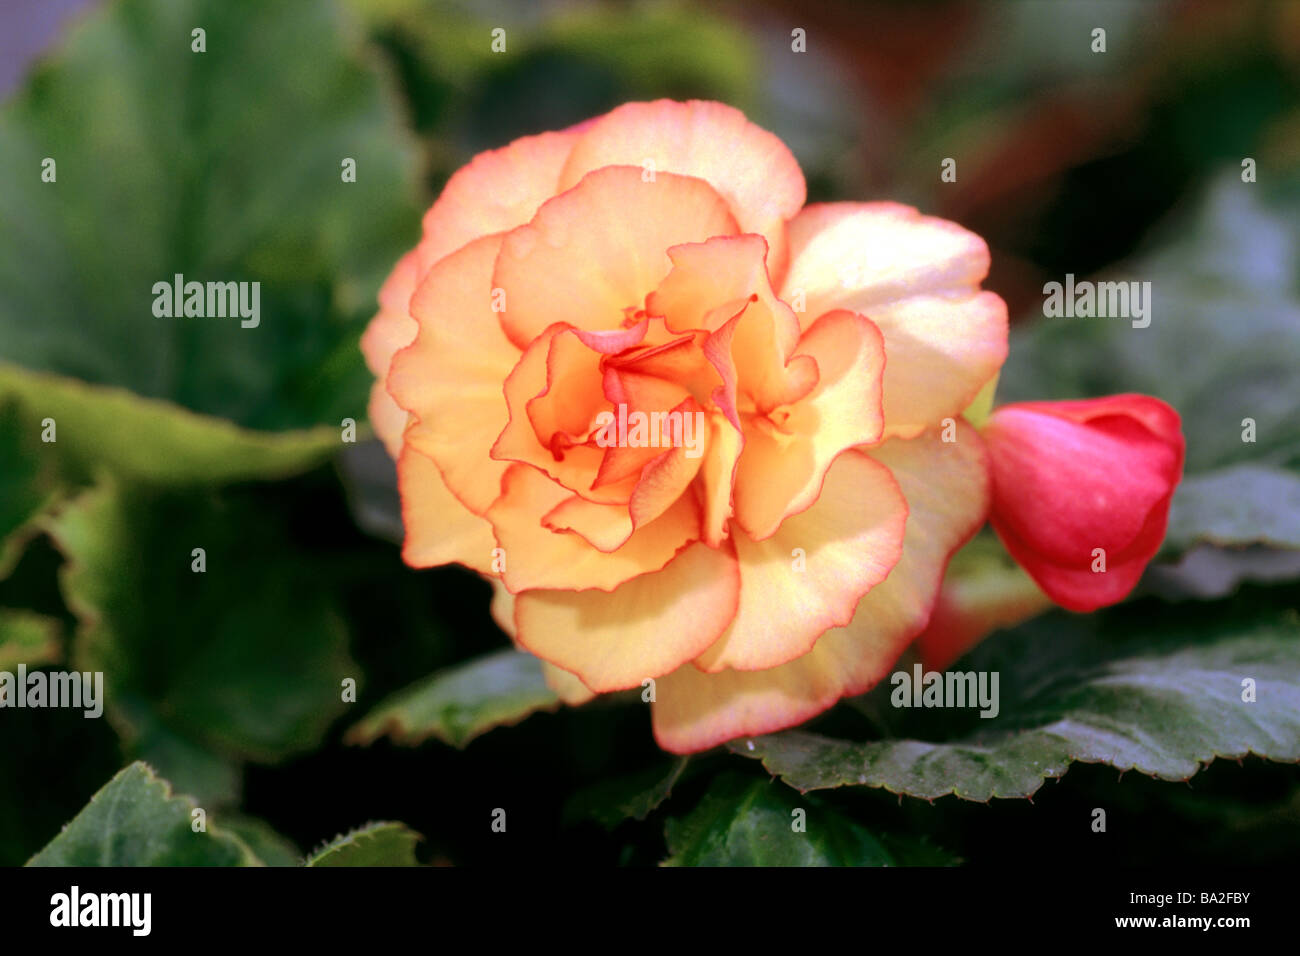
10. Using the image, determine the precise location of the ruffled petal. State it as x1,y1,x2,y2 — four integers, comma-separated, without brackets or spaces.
494,166,738,349
416,129,581,274
649,235,817,417
558,100,805,276
487,464,699,594
698,411,744,547
732,310,886,539
388,235,518,516
360,250,420,457
693,447,907,673
652,424,989,753
514,540,741,693
780,203,1007,438
397,445,498,574
491,324,634,505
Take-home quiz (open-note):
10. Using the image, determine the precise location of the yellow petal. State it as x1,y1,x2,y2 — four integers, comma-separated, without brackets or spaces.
360,250,420,457
652,423,989,753
493,166,738,349
694,447,906,673
397,445,498,575
487,464,698,593
389,235,518,516
514,540,740,692
780,202,1007,438
733,310,886,539
416,129,580,274
559,100,805,277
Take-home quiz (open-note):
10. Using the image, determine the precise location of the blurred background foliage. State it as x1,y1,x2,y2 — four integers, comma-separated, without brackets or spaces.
1,0,1298,866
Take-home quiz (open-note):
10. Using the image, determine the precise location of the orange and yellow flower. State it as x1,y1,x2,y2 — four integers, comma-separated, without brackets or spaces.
362,99,1178,752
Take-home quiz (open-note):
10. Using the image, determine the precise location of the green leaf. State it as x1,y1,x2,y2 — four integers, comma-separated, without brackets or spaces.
1150,463,1300,598
0,364,342,487
662,774,895,866
27,762,255,866
730,607,1300,801
0,393,62,580
0,0,420,432
1145,546,1300,601
120,707,243,809
1163,464,1300,553
305,822,422,867
566,757,689,830
44,478,358,801
0,608,62,669
220,816,302,867
347,649,559,749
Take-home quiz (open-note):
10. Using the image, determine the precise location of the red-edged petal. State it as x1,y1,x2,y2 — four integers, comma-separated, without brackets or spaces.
493,166,738,349
558,100,805,277
388,235,518,516
491,324,635,505
692,447,907,673
648,235,815,414
732,310,886,540
514,539,741,693
360,250,420,457
651,423,989,753
397,445,497,574
416,129,581,274
780,202,1007,439
486,464,698,594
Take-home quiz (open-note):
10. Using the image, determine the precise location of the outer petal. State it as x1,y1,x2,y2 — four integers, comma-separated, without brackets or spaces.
416,129,580,274
494,166,739,349
1005,504,1166,610
693,447,906,673
652,423,989,753
780,203,1007,438
514,540,740,693
558,100,805,276
360,250,420,457
490,578,518,641
398,445,497,574
541,661,598,706
366,382,411,461
388,235,518,516
493,573,598,706
985,395,1184,612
